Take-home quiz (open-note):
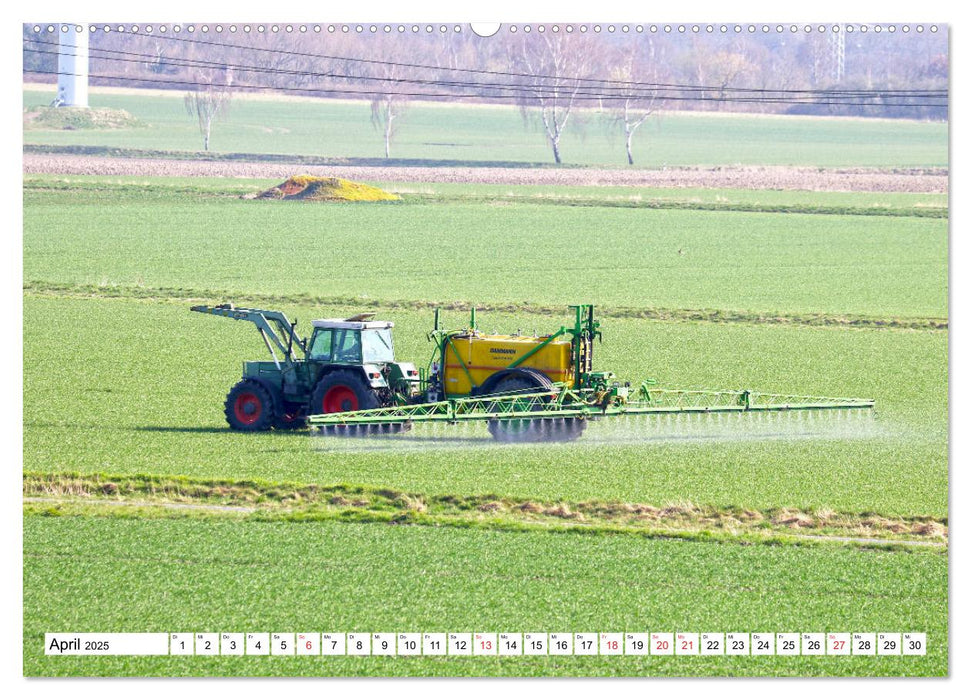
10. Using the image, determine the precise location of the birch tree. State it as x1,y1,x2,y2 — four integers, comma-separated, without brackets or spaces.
363,44,410,159
511,32,593,164
369,62,408,159
184,73,232,151
611,42,660,165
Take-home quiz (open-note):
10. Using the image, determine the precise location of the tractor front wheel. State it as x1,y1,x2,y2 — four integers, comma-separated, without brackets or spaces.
224,380,277,431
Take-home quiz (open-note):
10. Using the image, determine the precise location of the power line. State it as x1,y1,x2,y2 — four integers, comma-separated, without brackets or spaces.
26,68,949,109
24,31,948,99
81,29,697,91
24,39,947,110
25,38,947,101
24,45,947,108
25,44,655,101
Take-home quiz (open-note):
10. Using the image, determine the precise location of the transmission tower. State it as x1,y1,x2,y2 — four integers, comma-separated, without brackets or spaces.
830,25,845,83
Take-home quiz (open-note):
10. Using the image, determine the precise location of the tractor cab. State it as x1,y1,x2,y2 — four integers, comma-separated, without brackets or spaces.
304,315,421,410
307,318,396,365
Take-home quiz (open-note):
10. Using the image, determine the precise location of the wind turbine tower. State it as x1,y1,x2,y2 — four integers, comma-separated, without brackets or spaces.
55,24,88,107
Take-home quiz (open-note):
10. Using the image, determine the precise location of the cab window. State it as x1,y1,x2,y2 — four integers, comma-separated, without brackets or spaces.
333,329,362,363
308,329,333,361
362,328,394,364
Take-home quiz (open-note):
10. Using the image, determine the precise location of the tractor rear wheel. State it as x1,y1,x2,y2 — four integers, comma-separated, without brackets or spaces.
310,371,413,437
311,370,380,415
224,380,277,432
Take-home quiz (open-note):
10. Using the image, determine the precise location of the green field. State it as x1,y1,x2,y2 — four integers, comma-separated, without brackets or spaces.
23,178,948,320
24,516,947,677
22,158,948,674
23,87,949,167
24,294,946,515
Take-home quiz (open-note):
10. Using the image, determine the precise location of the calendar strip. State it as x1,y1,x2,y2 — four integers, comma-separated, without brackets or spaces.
44,632,927,657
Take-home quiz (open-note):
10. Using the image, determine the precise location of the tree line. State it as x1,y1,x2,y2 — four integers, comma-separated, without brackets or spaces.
23,25,948,163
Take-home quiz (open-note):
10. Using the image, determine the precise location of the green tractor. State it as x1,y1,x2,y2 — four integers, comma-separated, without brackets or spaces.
191,304,420,431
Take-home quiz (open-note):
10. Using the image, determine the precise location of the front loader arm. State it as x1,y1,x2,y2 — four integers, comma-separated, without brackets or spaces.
190,304,307,368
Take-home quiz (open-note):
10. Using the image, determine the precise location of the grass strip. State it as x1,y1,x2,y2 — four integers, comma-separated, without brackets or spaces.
23,282,947,331
21,176,945,218
404,192,947,218
23,472,947,549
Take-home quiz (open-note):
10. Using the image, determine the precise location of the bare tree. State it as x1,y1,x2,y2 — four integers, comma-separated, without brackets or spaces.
610,42,661,165
709,49,755,104
144,41,173,75
184,72,232,151
369,63,409,159
370,96,406,159
511,32,593,164
356,38,411,160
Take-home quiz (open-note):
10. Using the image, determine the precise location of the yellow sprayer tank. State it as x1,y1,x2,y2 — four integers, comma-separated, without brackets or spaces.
443,332,573,395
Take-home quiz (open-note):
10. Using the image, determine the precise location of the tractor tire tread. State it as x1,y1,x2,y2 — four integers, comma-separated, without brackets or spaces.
224,379,277,432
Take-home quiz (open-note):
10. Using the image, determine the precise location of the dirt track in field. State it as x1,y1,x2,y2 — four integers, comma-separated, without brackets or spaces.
23,153,947,193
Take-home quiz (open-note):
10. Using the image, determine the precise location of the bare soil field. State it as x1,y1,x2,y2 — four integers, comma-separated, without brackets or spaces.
23,153,947,193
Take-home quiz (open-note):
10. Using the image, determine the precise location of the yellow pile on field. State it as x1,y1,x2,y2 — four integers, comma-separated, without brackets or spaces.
256,175,399,202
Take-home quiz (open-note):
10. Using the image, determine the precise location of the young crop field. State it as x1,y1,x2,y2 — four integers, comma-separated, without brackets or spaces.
23,293,946,516
23,516,947,677
22,151,948,675
23,87,949,168
23,178,947,320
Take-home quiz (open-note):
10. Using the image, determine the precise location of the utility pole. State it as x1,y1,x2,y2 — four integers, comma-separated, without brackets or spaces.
55,24,88,107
